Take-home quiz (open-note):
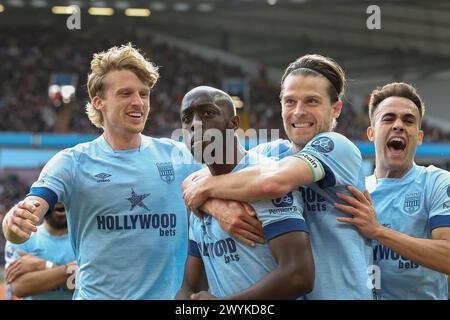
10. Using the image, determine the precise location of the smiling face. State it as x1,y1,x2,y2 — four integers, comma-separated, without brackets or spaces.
281,74,342,149
368,96,424,178
93,69,150,139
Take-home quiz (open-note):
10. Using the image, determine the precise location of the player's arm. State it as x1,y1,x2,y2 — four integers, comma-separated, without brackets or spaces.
183,154,323,211
175,254,208,300
375,227,450,275
2,196,49,244
8,262,75,298
336,186,450,275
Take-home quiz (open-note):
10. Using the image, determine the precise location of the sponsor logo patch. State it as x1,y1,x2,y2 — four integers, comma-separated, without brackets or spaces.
272,192,294,207
311,137,334,153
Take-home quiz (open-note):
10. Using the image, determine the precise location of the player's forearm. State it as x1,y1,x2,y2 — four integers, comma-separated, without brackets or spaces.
374,227,450,275
204,168,289,203
11,265,70,298
223,264,313,300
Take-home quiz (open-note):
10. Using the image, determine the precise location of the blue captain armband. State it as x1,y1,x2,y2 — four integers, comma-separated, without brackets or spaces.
27,187,58,214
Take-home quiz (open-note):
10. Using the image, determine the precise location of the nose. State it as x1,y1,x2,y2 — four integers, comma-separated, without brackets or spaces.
131,92,144,107
293,101,307,117
190,114,203,133
392,118,405,132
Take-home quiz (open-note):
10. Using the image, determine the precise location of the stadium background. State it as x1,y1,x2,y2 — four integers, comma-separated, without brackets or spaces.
1,0,450,299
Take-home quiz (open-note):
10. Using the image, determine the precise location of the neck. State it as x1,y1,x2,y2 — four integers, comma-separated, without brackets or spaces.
44,221,67,237
207,137,247,176
292,142,305,154
375,162,414,179
103,129,141,150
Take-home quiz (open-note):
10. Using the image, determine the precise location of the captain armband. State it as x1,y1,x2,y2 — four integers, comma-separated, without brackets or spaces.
293,153,325,182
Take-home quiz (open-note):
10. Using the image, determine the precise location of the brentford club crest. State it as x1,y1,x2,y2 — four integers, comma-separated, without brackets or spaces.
403,192,421,215
156,162,175,184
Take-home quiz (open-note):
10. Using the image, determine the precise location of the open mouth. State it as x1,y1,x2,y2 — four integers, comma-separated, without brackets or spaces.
292,122,313,129
127,112,143,119
386,137,406,156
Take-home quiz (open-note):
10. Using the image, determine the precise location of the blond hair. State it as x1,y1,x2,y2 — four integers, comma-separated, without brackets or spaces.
85,43,159,128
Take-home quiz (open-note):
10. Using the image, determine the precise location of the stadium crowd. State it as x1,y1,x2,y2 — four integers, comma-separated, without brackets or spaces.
1,27,449,142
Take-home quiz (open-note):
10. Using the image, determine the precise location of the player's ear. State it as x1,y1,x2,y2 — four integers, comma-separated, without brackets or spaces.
92,96,104,111
367,126,374,142
332,100,343,119
417,129,424,145
229,115,240,130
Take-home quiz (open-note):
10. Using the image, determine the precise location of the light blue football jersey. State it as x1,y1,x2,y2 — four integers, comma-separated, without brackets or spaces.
252,132,373,300
189,152,309,298
4,225,75,300
366,164,450,300
28,134,201,299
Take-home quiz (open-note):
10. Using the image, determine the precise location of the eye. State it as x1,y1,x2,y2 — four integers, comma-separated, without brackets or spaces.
306,98,319,105
140,92,149,98
204,110,216,117
182,115,192,123
284,99,296,106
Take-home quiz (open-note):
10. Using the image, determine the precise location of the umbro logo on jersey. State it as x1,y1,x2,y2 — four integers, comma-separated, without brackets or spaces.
94,173,111,183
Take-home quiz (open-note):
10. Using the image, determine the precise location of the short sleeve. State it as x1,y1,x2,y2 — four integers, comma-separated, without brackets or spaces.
252,191,309,242
298,132,363,188
188,214,201,257
428,170,450,229
28,149,76,208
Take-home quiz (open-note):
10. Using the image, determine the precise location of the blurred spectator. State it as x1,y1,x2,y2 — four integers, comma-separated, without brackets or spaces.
0,26,449,142
0,173,29,266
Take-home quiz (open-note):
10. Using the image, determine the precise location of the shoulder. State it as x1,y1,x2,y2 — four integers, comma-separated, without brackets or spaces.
251,139,291,155
419,165,450,191
145,136,184,148
421,165,450,177
239,152,276,170
144,136,191,154
307,132,359,154
51,138,103,163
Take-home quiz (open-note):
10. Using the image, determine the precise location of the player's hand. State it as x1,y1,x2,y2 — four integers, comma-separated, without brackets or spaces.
183,168,211,192
5,250,46,283
183,175,210,214
5,200,41,240
191,291,216,300
335,186,381,239
212,200,264,247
